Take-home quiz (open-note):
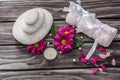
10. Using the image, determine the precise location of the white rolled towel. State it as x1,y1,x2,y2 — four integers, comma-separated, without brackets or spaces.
63,1,118,60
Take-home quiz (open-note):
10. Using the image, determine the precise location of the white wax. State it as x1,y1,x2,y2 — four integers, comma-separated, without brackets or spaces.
44,48,57,60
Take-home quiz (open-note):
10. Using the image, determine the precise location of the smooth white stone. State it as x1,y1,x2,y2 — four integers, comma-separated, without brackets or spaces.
13,8,53,45
24,11,39,25
44,48,57,60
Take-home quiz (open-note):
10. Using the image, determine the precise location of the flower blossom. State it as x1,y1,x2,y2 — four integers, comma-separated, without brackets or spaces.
54,34,74,52
27,40,46,55
54,26,76,53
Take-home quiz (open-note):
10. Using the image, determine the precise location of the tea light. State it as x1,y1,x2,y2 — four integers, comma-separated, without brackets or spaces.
44,48,57,60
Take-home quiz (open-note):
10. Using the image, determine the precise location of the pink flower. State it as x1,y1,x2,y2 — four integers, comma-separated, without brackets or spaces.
90,57,101,65
57,26,76,38
78,53,87,64
54,34,74,52
98,47,106,52
27,40,46,55
100,64,107,71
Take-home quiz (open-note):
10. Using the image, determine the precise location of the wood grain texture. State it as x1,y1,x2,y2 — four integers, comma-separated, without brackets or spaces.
0,0,120,21
0,68,120,80
0,42,119,70
0,0,120,79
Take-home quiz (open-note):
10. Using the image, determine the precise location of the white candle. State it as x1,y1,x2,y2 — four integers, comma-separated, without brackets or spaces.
44,48,57,60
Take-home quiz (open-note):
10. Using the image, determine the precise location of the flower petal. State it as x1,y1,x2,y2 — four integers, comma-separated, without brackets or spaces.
78,53,86,60
98,54,107,59
68,34,75,39
54,41,60,46
81,59,87,64
94,57,101,61
54,34,62,41
90,58,96,65
112,58,116,66
27,45,34,51
98,47,106,52
106,52,111,57
92,68,99,74
69,28,76,34
32,48,37,55
101,64,107,71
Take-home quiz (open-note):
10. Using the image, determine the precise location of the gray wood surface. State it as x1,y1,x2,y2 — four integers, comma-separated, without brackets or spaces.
0,0,120,79
0,0,120,21
0,68,120,80
0,42,119,70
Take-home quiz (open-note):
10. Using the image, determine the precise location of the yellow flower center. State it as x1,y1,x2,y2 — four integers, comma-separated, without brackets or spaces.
64,31,69,35
34,43,39,48
61,39,67,45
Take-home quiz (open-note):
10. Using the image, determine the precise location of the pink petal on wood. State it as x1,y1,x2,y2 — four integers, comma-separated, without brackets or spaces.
98,54,106,59
106,52,111,57
78,53,86,60
112,58,116,66
94,57,101,61
81,59,87,64
101,64,107,71
92,68,99,74
98,47,106,52
90,58,96,65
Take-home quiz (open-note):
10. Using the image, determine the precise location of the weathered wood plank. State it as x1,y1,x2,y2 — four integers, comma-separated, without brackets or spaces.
0,42,119,70
0,68,120,80
0,0,119,79
0,0,120,21
0,0,72,21
0,19,119,45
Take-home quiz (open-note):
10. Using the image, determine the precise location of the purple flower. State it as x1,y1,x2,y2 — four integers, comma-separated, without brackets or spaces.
54,34,74,52
57,26,76,38
27,40,46,55
78,53,87,64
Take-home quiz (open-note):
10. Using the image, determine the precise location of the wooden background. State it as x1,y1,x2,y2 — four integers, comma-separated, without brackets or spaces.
0,0,120,80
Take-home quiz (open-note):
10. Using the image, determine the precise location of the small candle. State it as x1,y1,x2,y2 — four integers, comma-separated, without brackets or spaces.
44,48,57,60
